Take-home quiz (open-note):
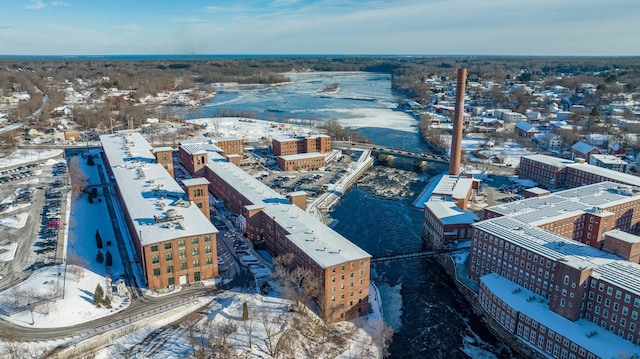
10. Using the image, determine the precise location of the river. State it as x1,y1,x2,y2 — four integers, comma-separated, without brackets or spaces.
187,72,514,358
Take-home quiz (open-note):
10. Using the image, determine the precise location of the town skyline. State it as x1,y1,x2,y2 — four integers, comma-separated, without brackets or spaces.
1,0,639,56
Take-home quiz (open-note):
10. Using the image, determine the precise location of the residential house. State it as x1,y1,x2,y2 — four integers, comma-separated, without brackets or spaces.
571,141,600,161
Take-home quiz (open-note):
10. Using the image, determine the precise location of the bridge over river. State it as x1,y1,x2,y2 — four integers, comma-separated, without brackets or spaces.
371,247,469,263
332,141,449,166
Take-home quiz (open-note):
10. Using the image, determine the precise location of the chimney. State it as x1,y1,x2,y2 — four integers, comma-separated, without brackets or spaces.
449,68,467,176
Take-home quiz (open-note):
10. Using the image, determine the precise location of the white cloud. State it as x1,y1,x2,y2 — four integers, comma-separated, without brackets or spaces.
25,0,47,10
117,23,143,31
25,0,70,10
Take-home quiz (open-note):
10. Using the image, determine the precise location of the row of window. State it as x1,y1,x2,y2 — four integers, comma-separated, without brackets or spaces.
152,257,214,276
149,236,212,252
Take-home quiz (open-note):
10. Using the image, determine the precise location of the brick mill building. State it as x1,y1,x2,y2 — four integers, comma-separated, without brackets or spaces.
100,132,218,290
467,182,640,357
178,142,371,322
422,175,480,249
272,135,331,172
519,154,640,190
272,134,331,156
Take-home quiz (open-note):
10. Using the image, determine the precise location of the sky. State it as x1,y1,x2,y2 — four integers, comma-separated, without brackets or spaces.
0,0,639,56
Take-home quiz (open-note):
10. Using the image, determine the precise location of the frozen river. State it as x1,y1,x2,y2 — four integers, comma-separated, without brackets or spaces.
189,71,427,151
186,72,514,358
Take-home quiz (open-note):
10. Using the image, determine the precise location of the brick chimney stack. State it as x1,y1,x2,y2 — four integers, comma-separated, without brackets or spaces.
449,68,467,176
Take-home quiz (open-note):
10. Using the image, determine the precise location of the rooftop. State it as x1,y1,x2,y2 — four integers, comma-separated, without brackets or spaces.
426,200,479,225
481,274,640,359
432,175,477,200
205,159,370,268
100,132,218,246
486,182,640,226
278,152,325,161
473,216,618,266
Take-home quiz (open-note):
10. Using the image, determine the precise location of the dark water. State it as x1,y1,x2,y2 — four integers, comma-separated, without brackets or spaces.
182,72,511,357
329,185,509,359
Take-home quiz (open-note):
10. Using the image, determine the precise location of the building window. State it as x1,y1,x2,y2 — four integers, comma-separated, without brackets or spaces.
168,277,174,286
167,265,173,273
166,253,172,261
151,245,158,252
178,240,185,247
179,250,186,259
205,246,212,253
180,262,187,270
153,268,160,276
206,257,212,265
193,260,200,267
164,243,172,250
192,248,199,256
204,235,211,242
191,238,199,245
152,256,159,264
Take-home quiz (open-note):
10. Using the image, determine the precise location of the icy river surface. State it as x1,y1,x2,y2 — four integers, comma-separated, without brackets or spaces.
189,72,516,358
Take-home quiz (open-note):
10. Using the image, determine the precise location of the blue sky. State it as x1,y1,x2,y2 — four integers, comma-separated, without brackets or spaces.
1,0,639,56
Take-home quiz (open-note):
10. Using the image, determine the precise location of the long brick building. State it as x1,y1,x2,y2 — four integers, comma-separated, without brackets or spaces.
100,132,219,290
178,142,371,322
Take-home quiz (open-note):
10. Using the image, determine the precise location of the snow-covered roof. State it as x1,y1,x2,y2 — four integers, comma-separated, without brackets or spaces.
604,229,640,244
205,159,370,268
589,154,627,165
571,141,598,154
480,274,640,359
179,139,223,155
278,152,325,161
182,177,210,187
521,154,574,168
569,163,640,187
473,216,618,265
515,121,538,132
153,146,173,152
486,182,639,226
432,175,477,200
426,200,479,225
100,132,218,246
592,261,640,296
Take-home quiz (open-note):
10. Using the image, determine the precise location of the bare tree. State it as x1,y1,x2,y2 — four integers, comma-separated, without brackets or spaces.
240,305,255,350
68,156,88,198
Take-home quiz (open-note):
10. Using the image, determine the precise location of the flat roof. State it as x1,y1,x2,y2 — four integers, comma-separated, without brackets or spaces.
182,177,210,187
590,154,627,165
523,154,640,187
525,187,550,195
604,229,640,244
279,152,325,161
426,200,479,225
521,154,575,168
481,274,640,358
473,216,618,266
100,132,218,246
153,146,173,152
432,175,477,199
179,140,223,155
206,159,370,268
486,182,640,226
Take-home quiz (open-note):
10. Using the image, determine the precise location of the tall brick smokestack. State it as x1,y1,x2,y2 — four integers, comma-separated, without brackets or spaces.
448,68,467,176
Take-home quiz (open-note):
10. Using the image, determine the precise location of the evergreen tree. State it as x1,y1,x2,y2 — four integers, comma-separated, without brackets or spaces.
96,230,103,249
103,295,112,309
93,284,104,306
105,250,112,266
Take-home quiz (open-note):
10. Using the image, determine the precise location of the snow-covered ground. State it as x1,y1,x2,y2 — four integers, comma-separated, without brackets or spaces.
0,148,63,169
0,148,384,357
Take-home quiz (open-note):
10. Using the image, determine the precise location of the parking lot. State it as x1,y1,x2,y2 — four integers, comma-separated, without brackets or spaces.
0,158,68,292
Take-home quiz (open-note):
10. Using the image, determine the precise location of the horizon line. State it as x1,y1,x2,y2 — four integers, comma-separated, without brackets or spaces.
1,54,640,59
